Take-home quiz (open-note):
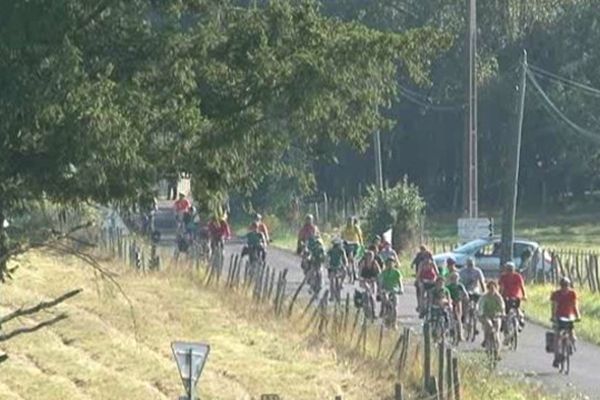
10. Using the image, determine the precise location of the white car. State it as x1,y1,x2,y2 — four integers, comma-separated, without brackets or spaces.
433,237,552,275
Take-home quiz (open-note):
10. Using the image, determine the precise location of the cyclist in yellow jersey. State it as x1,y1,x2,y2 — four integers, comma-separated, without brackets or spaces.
341,217,363,281
341,217,363,246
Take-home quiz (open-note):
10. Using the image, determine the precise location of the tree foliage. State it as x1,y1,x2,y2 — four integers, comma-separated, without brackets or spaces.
362,178,425,250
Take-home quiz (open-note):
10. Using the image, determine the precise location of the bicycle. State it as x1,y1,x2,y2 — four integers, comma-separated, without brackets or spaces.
555,317,578,375
448,305,462,345
482,316,502,369
307,260,323,295
210,237,225,271
328,266,345,303
360,279,377,321
503,299,520,351
380,290,398,329
463,293,479,342
343,241,358,284
428,304,449,344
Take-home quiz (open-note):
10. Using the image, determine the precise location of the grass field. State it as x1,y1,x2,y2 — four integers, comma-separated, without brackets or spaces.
426,211,600,252
525,285,600,346
0,251,397,400
0,248,582,400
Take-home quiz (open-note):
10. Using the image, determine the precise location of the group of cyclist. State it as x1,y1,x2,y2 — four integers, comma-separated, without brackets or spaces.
165,199,582,368
295,214,404,326
171,193,232,257
413,245,581,367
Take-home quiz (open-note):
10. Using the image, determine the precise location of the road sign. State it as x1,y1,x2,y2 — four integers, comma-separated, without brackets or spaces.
171,341,210,400
458,218,493,242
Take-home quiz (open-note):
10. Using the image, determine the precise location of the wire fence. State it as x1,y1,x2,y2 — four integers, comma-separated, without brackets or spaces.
424,238,600,292
99,227,464,400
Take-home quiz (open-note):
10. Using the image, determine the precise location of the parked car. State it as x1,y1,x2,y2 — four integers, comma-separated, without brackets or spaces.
433,237,552,276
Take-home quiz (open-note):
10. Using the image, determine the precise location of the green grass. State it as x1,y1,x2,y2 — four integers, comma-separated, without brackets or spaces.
427,211,600,252
0,245,576,400
525,285,600,346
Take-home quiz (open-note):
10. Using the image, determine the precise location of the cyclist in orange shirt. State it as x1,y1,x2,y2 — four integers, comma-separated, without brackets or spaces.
550,277,581,368
498,261,527,329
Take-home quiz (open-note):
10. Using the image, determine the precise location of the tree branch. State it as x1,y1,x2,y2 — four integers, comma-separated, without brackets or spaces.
0,314,68,342
0,289,82,325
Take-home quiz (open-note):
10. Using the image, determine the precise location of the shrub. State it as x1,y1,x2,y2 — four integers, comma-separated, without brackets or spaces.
361,177,425,251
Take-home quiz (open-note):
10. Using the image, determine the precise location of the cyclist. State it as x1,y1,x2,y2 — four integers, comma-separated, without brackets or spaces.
550,277,581,368
182,207,196,238
446,257,459,275
379,242,398,263
446,272,468,341
380,255,404,295
367,235,385,266
412,245,432,274
327,238,348,300
416,258,439,316
359,250,380,317
379,255,404,326
341,216,363,255
174,193,191,228
242,222,266,262
498,261,527,330
431,276,451,307
460,258,486,334
478,281,505,353
305,233,326,270
253,213,270,244
297,214,320,255
208,213,231,253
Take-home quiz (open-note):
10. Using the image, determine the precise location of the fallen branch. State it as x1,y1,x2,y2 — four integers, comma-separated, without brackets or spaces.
0,288,82,325
0,314,68,342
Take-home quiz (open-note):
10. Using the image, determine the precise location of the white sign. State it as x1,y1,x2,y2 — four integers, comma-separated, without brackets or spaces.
382,229,393,246
458,218,493,242
172,341,210,398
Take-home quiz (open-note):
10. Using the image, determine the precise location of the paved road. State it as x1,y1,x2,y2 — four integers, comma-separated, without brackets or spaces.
154,202,596,399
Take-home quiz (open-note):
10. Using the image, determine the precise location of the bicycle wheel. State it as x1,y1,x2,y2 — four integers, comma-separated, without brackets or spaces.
511,317,519,351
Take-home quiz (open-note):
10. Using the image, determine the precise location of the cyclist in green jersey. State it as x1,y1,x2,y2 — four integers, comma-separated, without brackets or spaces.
380,256,404,294
243,222,266,262
430,277,451,322
446,272,468,341
327,238,348,300
478,281,505,350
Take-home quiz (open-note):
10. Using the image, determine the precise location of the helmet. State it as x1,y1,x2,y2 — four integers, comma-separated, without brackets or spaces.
505,261,516,271
305,214,314,223
466,258,475,267
254,213,262,221
560,277,571,287
446,257,456,266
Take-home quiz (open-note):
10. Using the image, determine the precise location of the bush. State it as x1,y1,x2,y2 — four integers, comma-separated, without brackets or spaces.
362,177,425,251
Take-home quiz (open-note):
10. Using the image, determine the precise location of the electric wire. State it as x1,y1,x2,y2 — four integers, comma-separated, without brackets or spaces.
528,64,600,98
526,67,600,145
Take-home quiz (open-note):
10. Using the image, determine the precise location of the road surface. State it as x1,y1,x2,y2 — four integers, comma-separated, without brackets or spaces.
154,202,596,399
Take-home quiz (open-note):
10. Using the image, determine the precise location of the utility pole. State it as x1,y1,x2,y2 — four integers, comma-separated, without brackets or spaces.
463,0,478,218
500,50,527,264
374,130,384,191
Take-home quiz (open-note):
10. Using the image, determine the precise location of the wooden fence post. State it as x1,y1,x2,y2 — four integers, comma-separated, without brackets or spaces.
438,341,445,400
446,347,453,400
423,323,432,390
394,383,403,400
452,356,461,400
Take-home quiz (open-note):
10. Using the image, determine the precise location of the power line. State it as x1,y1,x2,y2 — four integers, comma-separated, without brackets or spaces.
528,64,600,98
526,67,600,144
398,84,465,112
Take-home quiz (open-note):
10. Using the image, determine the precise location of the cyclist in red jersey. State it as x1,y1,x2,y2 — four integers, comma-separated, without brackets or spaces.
550,277,580,368
416,259,439,316
498,261,527,329
297,214,319,254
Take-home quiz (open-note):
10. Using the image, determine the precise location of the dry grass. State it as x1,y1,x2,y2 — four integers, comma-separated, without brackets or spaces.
0,250,397,400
